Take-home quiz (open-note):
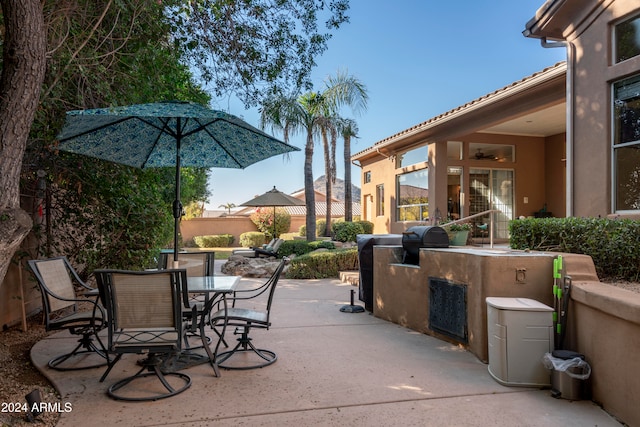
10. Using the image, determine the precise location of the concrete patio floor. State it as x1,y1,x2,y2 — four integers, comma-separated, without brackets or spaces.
31,273,622,426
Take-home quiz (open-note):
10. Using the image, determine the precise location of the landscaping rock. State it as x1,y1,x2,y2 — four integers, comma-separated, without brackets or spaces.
222,255,285,278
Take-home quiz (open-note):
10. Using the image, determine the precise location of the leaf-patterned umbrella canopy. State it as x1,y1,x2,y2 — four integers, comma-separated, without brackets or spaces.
57,101,299,262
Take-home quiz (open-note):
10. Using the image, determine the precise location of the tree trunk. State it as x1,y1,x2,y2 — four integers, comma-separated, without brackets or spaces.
0,0,47,283
321,128,332,237
344,135,352,222
304,130,316,241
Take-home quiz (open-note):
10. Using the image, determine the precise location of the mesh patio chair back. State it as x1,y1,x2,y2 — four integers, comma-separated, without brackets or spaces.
94,268,191,401
159,251,215,276
27,256,107,370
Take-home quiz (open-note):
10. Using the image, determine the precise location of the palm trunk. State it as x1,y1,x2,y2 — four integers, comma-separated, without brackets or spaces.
304,130,316,241
322,128,332,237
344,135,352,222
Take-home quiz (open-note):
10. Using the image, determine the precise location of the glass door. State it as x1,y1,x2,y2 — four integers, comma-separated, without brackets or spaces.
469,168,513,239
447,167,462,220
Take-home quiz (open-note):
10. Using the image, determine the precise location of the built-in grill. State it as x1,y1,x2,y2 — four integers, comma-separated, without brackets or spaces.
402,225,449,265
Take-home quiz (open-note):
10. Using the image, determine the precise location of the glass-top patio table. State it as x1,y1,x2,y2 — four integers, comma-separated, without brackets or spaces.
168,275,240,377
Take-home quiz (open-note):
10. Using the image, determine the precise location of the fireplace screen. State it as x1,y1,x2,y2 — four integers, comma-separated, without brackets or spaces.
429,278,468,343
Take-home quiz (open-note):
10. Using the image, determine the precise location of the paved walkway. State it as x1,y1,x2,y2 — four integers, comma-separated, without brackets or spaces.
31,274,622,426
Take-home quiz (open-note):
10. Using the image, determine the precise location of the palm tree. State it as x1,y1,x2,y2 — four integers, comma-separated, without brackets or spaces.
260,71,367,241
261,94,321,240
320,72,368,232
218,202,236,215
336,117,359,222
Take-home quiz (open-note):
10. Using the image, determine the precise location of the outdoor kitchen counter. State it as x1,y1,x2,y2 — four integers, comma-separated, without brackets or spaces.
372,245,595,362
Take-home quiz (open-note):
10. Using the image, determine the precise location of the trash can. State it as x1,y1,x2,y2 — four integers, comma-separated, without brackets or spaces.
486,297,554,386
356,234,402,311
543,350,591,400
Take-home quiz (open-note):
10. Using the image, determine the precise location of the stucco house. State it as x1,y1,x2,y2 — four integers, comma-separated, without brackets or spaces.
524,0,640,220
352,62,567,239
353,0,640,240
353,2,640,425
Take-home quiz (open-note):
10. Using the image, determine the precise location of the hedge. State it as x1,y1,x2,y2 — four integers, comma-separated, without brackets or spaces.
278,240,336,258
510,217,640,281
285,248,358,279
239,231,266,248
193,234,234,248
332,221,364,242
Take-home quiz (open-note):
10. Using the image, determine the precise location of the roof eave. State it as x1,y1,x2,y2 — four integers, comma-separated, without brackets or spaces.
352,62,567,162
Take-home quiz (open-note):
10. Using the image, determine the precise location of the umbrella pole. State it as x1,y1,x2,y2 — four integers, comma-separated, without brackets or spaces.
172,125,182,268
273,206,276,239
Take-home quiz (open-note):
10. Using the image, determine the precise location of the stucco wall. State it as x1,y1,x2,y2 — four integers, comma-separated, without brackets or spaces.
372,246,570,362
569,282,640,427
359,133,560,235
569,2,640,217
0,261,41,330
180,216,324,246
371,244,638,426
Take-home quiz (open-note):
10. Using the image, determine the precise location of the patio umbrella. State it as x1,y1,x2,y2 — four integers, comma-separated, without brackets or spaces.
240,186,305,238
56,101,299,266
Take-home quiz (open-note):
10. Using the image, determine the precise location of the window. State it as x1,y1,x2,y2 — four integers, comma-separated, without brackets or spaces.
364,171,371,183
615,15,640,63
376,184,384,216
469,143,514,162
397,145,428,168
613,74,640,211
396,169,428,221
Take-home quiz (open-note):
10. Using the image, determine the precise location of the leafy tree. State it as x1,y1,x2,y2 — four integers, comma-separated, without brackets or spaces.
173,0,350,108
0,0,47,283
250,207,291,240
0,0,351,283
21,0,211,272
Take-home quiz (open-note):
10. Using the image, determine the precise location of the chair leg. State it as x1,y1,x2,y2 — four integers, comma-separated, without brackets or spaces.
48,332,108,371
106,354,191,401
215,327,277,370
100,354,123,382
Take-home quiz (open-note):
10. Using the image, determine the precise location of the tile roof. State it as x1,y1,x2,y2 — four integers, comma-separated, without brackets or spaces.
352,61,567,160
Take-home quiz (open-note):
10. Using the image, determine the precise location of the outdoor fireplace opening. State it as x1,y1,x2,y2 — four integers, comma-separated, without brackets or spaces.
429,277,468,343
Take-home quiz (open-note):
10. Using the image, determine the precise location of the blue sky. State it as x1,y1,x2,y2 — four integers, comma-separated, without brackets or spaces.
204,0,565,210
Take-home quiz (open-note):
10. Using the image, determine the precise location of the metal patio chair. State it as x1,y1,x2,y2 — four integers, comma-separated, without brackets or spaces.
159,251,215,348
94,269,191,401
27,257,107,371
210,258,287,369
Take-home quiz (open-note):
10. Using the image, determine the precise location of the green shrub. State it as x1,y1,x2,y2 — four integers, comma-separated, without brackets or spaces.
193,234,234,248
356,220,374,234
285,248,358,279
278,239,336,258
510,217,640,281
278,232,298,240
239,231,266,248
332,221,365,242
299,218,333,237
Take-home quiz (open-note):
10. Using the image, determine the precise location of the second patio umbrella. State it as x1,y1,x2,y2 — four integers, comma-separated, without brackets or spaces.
57,101,299,265
241,186,305,238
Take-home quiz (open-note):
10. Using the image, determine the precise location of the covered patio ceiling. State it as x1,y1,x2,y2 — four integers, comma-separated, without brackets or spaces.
479,102,566,137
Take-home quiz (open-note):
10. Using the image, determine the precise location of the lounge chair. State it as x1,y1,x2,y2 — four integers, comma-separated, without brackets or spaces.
233,238,284,258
